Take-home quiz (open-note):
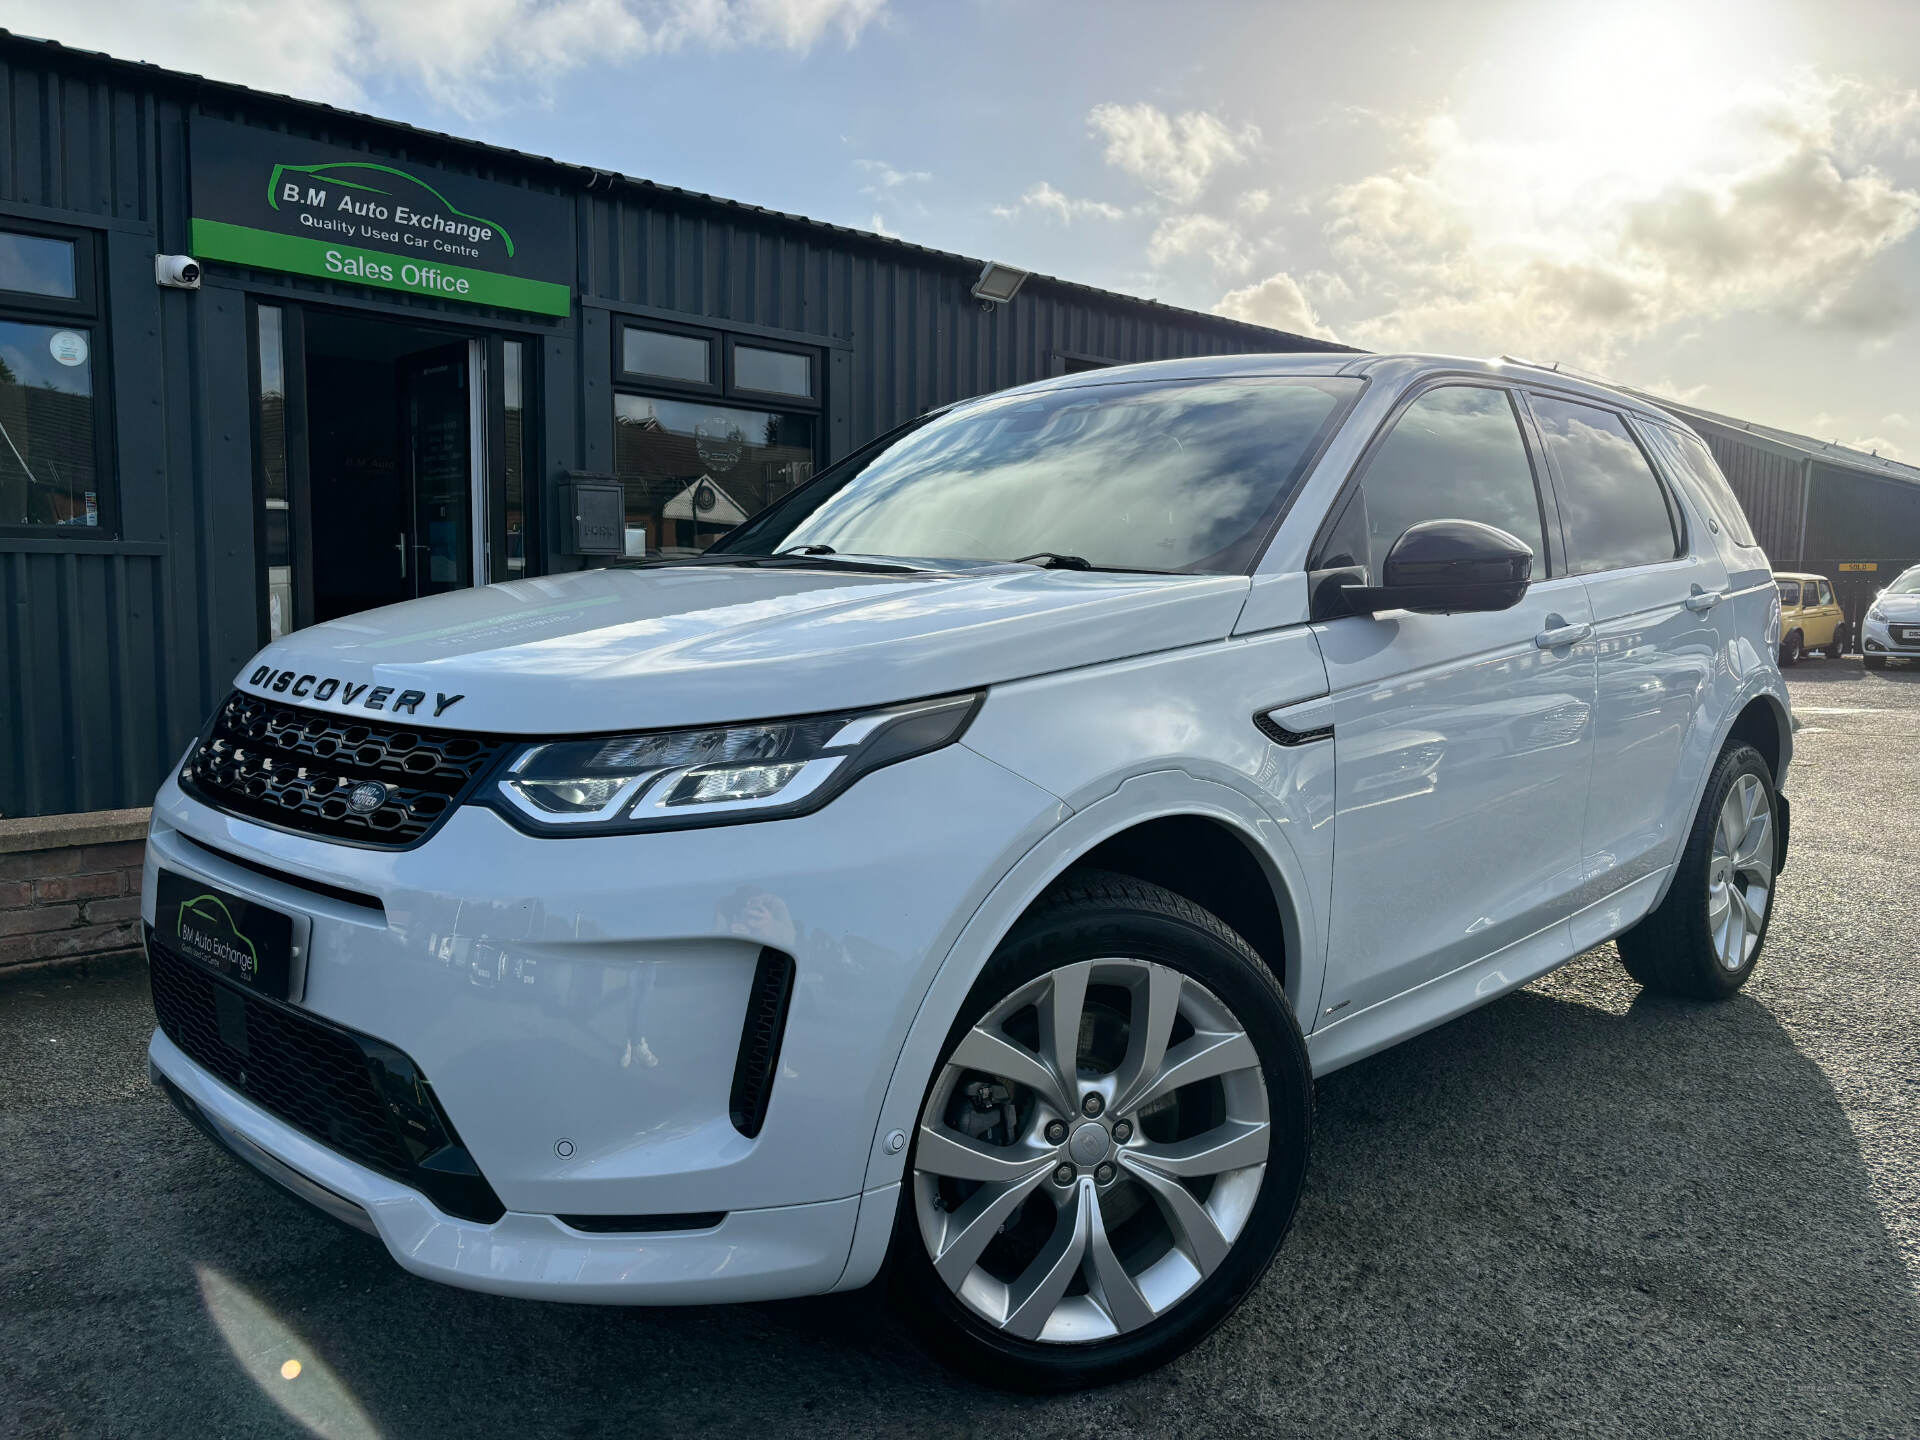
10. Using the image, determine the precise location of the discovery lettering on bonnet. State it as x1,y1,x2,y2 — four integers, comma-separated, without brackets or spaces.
247,666,464,719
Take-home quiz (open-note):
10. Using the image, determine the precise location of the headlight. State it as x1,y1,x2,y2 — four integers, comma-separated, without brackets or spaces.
1867,604,1885,623
490,692,982,834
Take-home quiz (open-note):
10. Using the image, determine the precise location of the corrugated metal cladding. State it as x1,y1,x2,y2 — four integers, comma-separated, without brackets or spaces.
1803,463,1920,562
0,34,1346,819
1692,429,1808,562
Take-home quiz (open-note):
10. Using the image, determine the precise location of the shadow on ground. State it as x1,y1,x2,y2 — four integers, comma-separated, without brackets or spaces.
3,943,1914,1439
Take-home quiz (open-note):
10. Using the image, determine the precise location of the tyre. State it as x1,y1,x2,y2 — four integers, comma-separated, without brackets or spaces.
889,869,1312,1391
1778,631,1801,666
1865,655,1886,671
1617,743,1778,1000
1823,628,1847,660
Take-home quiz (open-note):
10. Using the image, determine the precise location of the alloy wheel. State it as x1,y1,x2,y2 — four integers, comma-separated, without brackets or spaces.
1707,773,1773,970
911,958,1271,1344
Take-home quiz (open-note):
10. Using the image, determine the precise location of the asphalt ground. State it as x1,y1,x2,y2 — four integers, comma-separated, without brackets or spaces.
3,658,1917,1439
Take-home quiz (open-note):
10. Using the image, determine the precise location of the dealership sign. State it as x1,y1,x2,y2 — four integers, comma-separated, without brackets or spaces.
189,118,572,316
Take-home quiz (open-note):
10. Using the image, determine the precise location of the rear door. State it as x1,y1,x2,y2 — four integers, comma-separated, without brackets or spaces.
1312,383,1595,1021
1526,393,1728,927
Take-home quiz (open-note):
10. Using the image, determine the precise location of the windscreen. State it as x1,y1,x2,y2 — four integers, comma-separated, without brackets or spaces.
711,376,1360,574
1887,569,1920,595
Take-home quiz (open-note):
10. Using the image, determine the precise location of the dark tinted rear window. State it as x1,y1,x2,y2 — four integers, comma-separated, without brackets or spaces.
1531,396,1680,575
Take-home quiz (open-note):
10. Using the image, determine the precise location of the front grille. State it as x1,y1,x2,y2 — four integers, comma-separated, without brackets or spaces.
178,691,509,848
148,931,503,1223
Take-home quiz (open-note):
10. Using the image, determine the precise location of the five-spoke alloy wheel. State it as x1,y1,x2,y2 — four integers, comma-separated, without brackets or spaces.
890,870,1311,1391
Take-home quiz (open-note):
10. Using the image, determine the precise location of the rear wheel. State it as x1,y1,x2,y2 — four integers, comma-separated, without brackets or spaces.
1617,743,1777,1000
889,870,1311,1391
1823,628,1847,660
1778,631,1801,666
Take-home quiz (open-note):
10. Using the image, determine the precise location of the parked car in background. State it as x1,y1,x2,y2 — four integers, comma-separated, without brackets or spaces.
1774,572,1848,664
141,354,1793,1390
1862,565,1920,669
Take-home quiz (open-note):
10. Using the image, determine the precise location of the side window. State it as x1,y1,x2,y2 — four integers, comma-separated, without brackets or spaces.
1529,396,1679,575
1776,579,1800,608
1668,428,1758,548
1316,385,1547,582
1816,578,1835,606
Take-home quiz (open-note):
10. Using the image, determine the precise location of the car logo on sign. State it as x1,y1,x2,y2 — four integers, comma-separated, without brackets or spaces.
347,782,388,814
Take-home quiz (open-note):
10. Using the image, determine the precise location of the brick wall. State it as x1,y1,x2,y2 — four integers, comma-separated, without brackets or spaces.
0,810,148,975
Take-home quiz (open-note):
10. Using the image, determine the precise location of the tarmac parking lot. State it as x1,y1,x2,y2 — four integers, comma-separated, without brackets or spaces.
3,659,1917,1440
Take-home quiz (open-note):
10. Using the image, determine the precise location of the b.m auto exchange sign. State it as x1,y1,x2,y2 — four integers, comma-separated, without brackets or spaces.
189,117,572,316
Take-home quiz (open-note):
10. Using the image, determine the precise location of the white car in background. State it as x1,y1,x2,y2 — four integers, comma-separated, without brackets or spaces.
1862,565,1920,668
142,354,1792,1390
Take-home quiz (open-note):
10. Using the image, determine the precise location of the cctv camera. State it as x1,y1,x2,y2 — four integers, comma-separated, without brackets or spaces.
155,254,202,290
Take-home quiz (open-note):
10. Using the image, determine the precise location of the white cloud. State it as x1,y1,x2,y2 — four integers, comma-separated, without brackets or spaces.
1236,189,1272,216
856,159,931,190
7,0,889,114
1306,73,1920,367
868,212,898,238
1087,102,1259,205
1848,435,1907,459
1147,213,1254,278
991,182,1124,224
1213,271,1338,341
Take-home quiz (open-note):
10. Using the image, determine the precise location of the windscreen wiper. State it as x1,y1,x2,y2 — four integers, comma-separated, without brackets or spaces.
1014,552,1175,574
615,552,921,575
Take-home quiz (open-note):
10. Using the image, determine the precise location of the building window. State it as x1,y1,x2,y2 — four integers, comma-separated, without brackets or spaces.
732,342,812,399
613,395,814,557
0,230,77,300
0,221,108,533
610,318,823,558
621,325,713,388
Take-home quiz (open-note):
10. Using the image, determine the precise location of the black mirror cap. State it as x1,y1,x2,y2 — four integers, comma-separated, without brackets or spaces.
1342,519,1534,616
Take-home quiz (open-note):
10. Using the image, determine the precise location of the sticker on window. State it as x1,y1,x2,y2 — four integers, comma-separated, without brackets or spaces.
48,329,88,366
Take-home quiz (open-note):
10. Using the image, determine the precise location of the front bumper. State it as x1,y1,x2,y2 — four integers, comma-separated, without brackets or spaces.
1862,614,1920,657
144,740,1064,1301
149,1027,869,1303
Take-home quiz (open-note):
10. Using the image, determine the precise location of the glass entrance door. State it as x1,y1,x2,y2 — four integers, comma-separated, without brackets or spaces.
252,306,523,637
400,342,473,598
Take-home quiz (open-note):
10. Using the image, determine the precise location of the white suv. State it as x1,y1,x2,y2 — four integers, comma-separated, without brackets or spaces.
143,354,1792,1390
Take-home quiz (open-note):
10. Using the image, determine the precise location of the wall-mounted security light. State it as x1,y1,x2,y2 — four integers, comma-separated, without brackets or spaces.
155,254,202,289
971,260,1029,308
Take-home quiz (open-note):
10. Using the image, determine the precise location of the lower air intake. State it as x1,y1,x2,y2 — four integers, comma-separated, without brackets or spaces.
728,948,796,1138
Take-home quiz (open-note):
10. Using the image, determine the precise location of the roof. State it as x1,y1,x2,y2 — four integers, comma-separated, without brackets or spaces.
0,28,1353,354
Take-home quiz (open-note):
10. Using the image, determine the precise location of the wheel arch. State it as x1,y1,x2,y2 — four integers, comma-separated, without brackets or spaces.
836,773,1322,1292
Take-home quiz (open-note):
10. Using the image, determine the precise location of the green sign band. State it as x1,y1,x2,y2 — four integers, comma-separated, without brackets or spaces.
190,218,571,317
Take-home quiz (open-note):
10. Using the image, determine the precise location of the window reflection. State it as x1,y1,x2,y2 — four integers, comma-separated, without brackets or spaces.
1531,397,1677,575
732,378,1356,573
613,395,814,557
1348,386,1545,574
256,307,292,637
0,318,99,528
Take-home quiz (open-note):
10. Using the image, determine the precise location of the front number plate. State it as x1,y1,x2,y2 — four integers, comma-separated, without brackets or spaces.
153,869,296,1001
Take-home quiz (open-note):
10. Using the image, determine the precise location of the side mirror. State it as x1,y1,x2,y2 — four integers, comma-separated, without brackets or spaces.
1341,519,1533,616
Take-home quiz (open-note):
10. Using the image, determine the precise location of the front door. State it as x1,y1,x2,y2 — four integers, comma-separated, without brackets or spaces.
1311,383,1597,1021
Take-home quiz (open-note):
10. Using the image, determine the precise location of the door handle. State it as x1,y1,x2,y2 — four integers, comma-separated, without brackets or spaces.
1685,586,1721,612
396,531,408,580
1534,615,1593,649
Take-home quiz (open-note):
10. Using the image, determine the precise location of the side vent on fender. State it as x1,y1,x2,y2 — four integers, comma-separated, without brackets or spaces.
1254,710,1334,747
729,948,797,1138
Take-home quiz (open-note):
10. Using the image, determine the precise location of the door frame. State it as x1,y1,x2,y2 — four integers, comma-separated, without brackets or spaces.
248,300,524,641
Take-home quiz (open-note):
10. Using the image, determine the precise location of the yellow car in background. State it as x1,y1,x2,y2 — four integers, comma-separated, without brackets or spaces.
1775,572,1848,665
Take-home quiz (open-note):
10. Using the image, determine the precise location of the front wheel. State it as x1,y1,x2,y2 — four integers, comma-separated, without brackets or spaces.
889,870,1311,1391
1617,743,1778,1000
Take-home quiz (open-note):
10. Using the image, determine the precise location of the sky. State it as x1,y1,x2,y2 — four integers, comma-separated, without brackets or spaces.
13,0,1920,456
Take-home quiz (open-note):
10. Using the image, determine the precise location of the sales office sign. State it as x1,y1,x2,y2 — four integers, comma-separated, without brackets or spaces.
189,117,572,316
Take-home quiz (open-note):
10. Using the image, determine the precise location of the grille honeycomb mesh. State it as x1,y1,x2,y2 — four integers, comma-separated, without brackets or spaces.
178,691,507,847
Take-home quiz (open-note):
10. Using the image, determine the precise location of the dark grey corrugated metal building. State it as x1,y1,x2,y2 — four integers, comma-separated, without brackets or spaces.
0,31,1348,821
1634,395,1920,623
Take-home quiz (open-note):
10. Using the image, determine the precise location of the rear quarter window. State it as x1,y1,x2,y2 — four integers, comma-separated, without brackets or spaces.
1666,428,1760,549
